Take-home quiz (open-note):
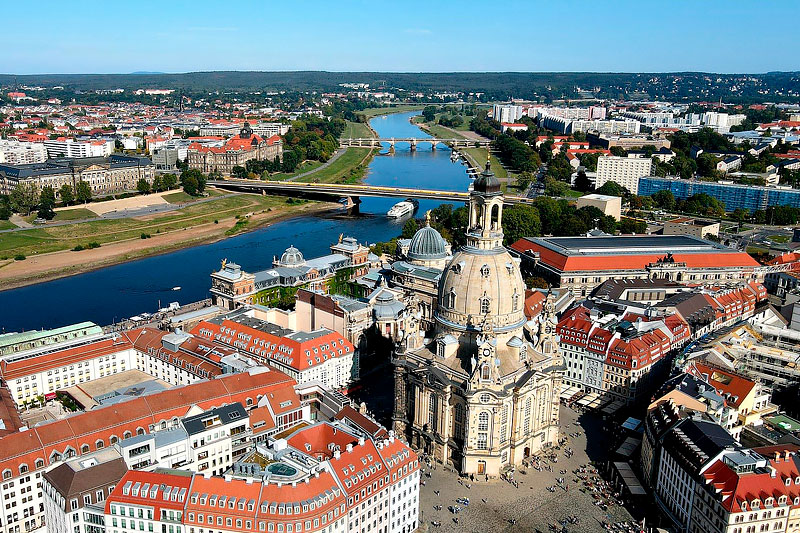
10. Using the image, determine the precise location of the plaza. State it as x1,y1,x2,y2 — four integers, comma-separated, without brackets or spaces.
417,405,637,533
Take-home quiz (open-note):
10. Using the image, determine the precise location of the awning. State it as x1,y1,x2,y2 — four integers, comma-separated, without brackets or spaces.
601,400,625,415
560,386,580,400
615,437,642,458
613,462,647,495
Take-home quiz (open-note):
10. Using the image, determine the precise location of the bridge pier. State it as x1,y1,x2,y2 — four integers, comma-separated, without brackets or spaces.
341,195,361,215
430,140,437,150
409,139,416,152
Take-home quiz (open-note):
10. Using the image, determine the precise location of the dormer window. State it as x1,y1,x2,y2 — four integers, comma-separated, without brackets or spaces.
479,296,491,315
480,265,490,278
446,289,457,310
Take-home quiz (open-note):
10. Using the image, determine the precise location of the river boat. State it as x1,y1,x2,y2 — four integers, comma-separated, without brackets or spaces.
387,198,419,218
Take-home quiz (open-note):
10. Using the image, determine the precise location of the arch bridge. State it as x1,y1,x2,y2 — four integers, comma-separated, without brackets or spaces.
340,137,491,151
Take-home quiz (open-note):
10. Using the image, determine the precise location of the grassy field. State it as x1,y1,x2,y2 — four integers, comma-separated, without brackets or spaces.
266,160,323,181
361,105,424,118
0,220,16,230
462,147,508,180
298,148,374,184
342,120,375,139
53,208,96,221
0,194,287,259
768,234,791,243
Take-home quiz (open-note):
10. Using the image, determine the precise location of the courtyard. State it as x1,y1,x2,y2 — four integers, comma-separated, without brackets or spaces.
416,405,640,533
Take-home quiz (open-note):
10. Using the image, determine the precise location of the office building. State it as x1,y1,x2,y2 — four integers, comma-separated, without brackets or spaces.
595,155,652,194
639,176,800,212
587,133,671,151
510,235,762,296
663,217,720,239
0,155,154,198
187,123,282,176
576,193,622,220
43,138,114,159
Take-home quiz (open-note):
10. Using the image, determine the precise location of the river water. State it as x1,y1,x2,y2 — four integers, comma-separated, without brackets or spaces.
0,112,472,332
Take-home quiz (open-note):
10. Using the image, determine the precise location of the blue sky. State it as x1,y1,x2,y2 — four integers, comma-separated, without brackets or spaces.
2,0,797,74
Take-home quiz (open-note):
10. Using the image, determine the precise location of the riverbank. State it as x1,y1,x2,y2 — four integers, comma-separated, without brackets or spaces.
0,199,337,291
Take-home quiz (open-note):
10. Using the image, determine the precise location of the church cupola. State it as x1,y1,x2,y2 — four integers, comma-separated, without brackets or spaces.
466,159,505,251
240,122,253,138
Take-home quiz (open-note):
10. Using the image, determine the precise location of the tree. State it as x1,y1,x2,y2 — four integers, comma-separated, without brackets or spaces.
232,166,248,179
502,204,541,245
619,218,647,234
651,190,676,211
180,169,207,196
59,184,74,206
574,169,592,192
595,181,627,197
182,175,199,196
37,186,56,220
10,183,39,215
422,106,437,122
401,218,420,238
162,173,178,190
151,175,164,192
136,178,151,194
731,208,750,226
0,195,11,220
76,181,92,204
610,146,627,157
543,176,569,197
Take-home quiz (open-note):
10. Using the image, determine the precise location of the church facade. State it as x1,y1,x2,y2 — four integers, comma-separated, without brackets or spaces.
392,162,564,476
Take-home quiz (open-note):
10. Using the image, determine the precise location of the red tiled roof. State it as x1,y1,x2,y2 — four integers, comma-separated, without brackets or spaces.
687,362,755,408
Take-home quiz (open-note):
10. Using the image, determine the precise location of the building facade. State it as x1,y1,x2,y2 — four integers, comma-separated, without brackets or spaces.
639,176,800,212
187,123,282,176
595,155,652,195
393,163,563,476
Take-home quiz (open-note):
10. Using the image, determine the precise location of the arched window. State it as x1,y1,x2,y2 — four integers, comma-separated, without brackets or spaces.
123,431,132,439
480,264,490,278
81,444,90,454
136,427,145,436
96,440,104,450
2,469,11,480
479,296,491,315
490,204,500,229
512,290,519,312
49,451,61,464
246,398,253,407
477,411,490,432
35,459,44,469
110,435,118,445
19,464,28,475
161,421,167,430
523,397,532,435
64,447,76,459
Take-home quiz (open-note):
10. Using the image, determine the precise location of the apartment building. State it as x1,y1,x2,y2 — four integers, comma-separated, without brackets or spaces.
104,421,419,533
0,140,47,165
42,448,127,533
192,316,357,391
595,155,652,194
0,369,297,533
43,139,113,159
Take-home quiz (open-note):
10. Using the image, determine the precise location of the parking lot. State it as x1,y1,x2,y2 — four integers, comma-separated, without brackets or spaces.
417,405,638,533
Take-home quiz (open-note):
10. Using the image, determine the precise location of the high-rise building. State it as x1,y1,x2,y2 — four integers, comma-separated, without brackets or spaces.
595,155,652,194
0,140,47,164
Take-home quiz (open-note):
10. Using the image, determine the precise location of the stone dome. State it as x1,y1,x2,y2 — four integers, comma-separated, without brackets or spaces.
408,224,447,262
279,245,305,266
472,160,501,196
435,247,526,336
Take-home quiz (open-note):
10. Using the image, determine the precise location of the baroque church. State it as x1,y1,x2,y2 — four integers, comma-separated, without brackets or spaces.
392,162,564,476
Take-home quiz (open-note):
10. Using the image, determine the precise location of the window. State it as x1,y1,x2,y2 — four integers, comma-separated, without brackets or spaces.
479,296,490,315
477,411,489,432
476,433,487,450
480,265,490,278
481,364,490,381
445,289,456,309
512,290,519,311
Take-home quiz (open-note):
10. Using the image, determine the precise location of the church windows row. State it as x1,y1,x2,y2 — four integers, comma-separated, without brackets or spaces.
477,411,489,432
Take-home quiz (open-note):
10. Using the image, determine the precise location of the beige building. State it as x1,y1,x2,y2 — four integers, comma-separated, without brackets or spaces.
663,217,720,239
187,122,283,176
0,155,154,198
595,155,652,195
393,162,563,476
576,193,622,220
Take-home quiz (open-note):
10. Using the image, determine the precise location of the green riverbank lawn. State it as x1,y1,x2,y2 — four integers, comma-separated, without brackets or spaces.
0,194,287,259
298,147,374,183
342,120,375,139
361,105,424,118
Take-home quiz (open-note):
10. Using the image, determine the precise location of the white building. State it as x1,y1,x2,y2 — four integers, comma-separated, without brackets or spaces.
0,140,47,165
181,403,249,476
42,139,113,159
595,155,653,194
252,122,290,137
492,104,524,124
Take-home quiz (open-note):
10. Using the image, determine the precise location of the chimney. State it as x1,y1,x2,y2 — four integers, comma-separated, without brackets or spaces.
346,443,353,453
776,452,781,462
786,450,793,461
224,474,232,482
358,437,365,446
334,450,341,459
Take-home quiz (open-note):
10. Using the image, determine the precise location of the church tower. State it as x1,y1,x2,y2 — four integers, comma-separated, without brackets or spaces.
466,159,505,251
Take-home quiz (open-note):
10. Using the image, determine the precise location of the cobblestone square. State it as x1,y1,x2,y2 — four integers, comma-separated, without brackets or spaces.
417,405,639,533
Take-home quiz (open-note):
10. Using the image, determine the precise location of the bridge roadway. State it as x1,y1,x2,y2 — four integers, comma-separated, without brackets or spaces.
208,179,533,206
340,137,491,149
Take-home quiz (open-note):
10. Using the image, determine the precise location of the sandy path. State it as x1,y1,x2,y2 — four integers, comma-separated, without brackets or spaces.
83,191,173,215
0,202,334,290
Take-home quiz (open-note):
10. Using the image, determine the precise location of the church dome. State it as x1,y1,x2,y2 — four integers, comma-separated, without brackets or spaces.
435,248,526,335
472,160,501,195
279,245,305,266
408,224,447,262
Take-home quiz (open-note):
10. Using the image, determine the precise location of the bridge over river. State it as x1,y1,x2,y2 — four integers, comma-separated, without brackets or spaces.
340,137,491,150
208,179,533,211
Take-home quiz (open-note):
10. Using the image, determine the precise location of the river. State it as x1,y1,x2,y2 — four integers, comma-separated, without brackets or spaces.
0,111,472,332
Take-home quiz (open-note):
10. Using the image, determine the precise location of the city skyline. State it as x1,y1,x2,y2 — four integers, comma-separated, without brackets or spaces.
1,0,798,74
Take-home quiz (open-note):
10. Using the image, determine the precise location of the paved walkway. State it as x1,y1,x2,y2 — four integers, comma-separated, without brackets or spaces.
8,214,33,228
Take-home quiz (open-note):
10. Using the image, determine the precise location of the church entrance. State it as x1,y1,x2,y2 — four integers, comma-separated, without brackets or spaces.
477,461,486,475
524,447,531,457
